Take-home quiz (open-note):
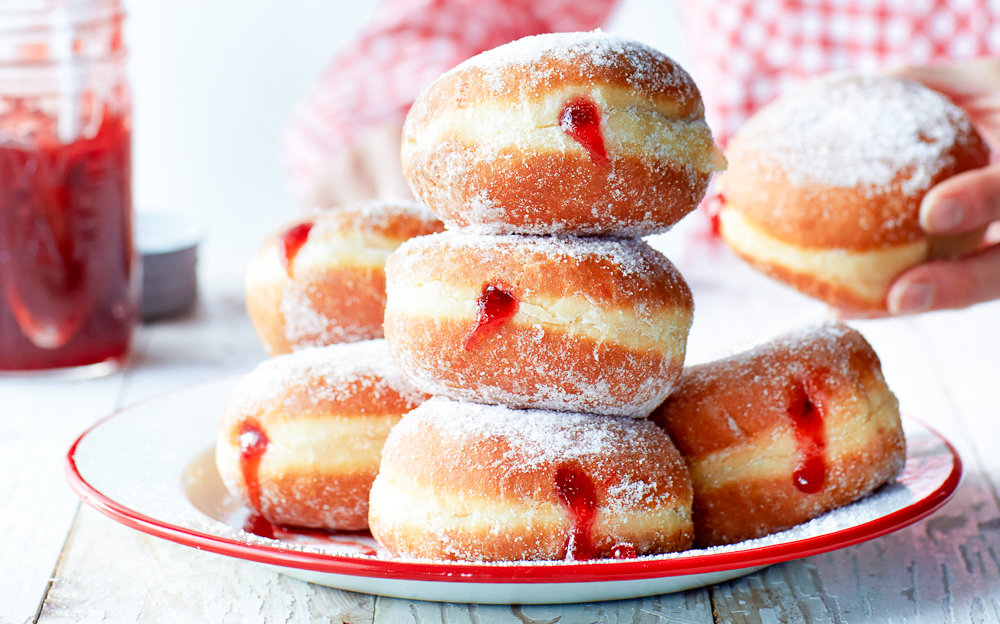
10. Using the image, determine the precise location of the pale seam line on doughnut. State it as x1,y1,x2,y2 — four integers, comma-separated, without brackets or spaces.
385,279,691,352
369,477,693,552
246,238,392,290
219,415,399,474
410,85,722,174
719,208,926,303
293,244,394,272
688,383,900,489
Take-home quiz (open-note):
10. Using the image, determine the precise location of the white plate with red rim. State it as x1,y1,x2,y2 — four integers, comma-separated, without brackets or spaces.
66,375,961,605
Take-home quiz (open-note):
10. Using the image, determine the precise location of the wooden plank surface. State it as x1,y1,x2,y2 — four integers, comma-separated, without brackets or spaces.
38,506,376,624
0,371,125,624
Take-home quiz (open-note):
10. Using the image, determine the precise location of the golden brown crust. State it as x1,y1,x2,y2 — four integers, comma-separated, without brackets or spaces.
386,232,693,316
722,136,988,251
650,323,906,547
368,398,694,561
244,201,444,356
402,32,724,236
422,38,706,121
718,72,989,251
383,233,694,417
216,341,430,530
411,149,712,236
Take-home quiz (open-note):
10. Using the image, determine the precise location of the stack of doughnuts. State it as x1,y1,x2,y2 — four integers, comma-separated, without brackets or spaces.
716,72,989,311
372,30,726,561
221,33,911,562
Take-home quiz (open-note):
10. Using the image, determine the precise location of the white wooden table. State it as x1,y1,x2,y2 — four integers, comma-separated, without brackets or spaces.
3,236,999,624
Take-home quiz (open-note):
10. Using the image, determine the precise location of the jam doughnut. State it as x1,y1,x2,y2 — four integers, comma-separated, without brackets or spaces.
402,31,726,236
383,231,694,417
717,72,990,311
368,397,694,561
216,339,430,531
651,323,905,547
245,199,444,356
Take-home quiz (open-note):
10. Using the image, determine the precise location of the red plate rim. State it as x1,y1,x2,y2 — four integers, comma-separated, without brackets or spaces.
65,397,962,585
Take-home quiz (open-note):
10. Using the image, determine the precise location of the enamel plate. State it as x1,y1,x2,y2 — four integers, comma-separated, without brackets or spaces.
67,376,961,604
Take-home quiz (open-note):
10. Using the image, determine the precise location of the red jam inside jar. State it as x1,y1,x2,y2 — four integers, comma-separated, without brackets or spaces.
0,103,136,371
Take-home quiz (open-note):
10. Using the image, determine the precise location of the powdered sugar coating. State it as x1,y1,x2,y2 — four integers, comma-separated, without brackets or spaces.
308,198,440,240
370,397,693,560
279,281,379,349
734,72,976,197
383,231,693,417
387,398,681,481
447,30,700,105
390,230,686,286
402,31,722,237
227,340,427,416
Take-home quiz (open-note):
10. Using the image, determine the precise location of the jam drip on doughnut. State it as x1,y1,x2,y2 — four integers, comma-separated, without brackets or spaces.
463,284,518,350
611,543,638,559
237,419,270,513
706,193,726,238
560,98,607,165
241,517,379,556
280,221,314,275
788,371,828,494
243,513,276,539
555,465,598,561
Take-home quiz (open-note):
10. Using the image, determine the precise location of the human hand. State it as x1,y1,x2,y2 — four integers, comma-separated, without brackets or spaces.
885,59,1000,314
303,119,413,210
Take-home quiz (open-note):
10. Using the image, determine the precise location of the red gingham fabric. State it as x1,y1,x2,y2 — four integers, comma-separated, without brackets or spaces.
280,0,1000,202
681,0,1000,147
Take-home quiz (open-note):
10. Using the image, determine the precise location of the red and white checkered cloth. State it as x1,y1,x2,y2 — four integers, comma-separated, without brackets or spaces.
683,0,1000,146
280,0,1000,203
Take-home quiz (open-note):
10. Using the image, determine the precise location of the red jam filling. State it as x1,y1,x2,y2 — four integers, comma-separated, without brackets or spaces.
0,107,134,369
242,513,276,539
559,98,607,165
611,543,638,559
788,370,828,494
463,284,518,351
280,221,314,275
240,519,379,556
705,193,726,238
555,465,599,561
237,419,270,513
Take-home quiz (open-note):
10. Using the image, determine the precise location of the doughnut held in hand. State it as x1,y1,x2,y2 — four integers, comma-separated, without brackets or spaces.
383,231,694,417
651,323,906,547
402,30,725,236
368,397,694,561
216,339,430,531
245,199,444,356
717,72,990,311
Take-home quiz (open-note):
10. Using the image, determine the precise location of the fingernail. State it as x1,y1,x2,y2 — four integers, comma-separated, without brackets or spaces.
925,199,964,231
892,282,934,313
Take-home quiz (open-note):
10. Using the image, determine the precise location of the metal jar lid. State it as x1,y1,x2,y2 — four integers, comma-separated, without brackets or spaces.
137,212,200,321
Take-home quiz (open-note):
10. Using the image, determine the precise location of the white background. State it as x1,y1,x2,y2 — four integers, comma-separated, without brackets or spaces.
123,0,688,282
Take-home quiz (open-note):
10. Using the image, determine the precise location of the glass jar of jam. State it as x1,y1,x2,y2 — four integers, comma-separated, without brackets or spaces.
0,0,137,374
